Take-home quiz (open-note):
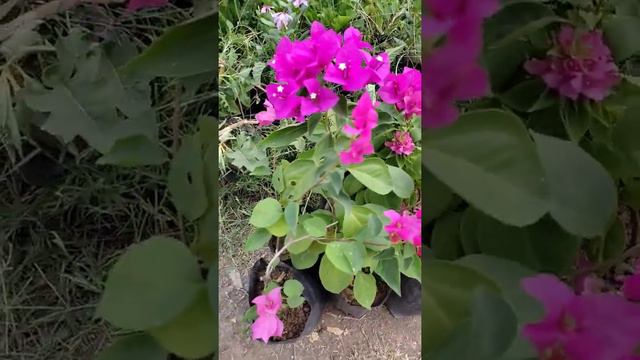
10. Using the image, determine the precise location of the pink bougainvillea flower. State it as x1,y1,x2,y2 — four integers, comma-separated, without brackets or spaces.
623,262,640,302
379,67,421,119
522,274,640,360
383,210,421,245
291,0,309,7
256,100,277,126
272,12,293,30
423,0,499,39
324,45,369,91
364,52,390,85
266,83,302,120
397,86,421,119
343,93,378,137
300,79,338,117
127,0,168,11
339,133,374,165
260,5,272,13
343,26,372,50
251,314,284,343
252,287,283,316
424,41,490,127
385,131,415,155
524,26,620,101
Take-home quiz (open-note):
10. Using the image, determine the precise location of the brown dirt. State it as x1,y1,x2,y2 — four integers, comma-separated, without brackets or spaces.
254,265,311,341
219,256,421,360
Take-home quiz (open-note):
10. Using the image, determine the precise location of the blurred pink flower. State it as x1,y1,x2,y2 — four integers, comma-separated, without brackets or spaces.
339,134,374,165
343,26,372,50
424,0,499,38
522,274,640,360
256,100,277,126
272,12,293,30
251,314,284,343
379,67,421,119
343,93,378,137
291,0,308,7
252,287,283,316
385,131,415,155
300,79,339,117
525,26,620,101
260,5,272,13
383,210,422,255
266,83,302,120
364,52,390,85
623,262,640,302
324,45,369,91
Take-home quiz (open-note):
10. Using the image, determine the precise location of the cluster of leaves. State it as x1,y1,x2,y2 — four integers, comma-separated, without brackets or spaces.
424,0,640,358
245,91,422,310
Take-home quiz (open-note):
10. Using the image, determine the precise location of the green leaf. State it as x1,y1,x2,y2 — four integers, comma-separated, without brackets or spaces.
533,132,617,237
249,198,282,228
290,242,325,270
343,174,364,196
284,202,299,235
283,159,318,201
475,212,581,274
375,257,401,296
353,272,377,310
422,260,500,353
244,228,271,251
423,110,548,226
272,160,288,193
498,79,555,112
459,208,482,255
343,205,374,238
432,212,464,260
319,254,353,294
96,334,167,360
467,288,518,360
560,102,590,143
603,218,626,261
260,123,307,148
97,135,167,166
303,216,327,237
423,169,454,223
613,103,640,172
168,135,207,221
325,241,366,274
483,41,531,92
123,14,217,77
484,2,564,49
267,216,289,237
283,279,304,298
286,295,305,308
388,165,415,198
603,15,640,61
149,290,216,359
97,236,204,330
347,158,393,195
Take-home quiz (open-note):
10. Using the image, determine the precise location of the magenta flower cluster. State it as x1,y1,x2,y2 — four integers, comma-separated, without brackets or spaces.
525,26,620,101
383,208,422,256
340,93,378,164
423,0,498,127
522,274,640,360
250,287,284,343
385,130,415,156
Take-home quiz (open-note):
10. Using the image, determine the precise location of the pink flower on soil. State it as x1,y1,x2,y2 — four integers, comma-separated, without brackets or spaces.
272,12,293,30
522,274,640,360
127,0,168,11
266,83,302,120
385,131,415,155
364,52,390,85
251,314,284,343
623,262,640,302
300,79,339,117
324,45,369,91
256,100,277,126
524,26,620,101
252,287,283,316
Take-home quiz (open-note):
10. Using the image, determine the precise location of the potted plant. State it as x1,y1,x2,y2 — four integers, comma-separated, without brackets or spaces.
243,21,422,338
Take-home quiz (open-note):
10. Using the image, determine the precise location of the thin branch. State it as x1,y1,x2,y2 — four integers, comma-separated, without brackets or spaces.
218,119,258,139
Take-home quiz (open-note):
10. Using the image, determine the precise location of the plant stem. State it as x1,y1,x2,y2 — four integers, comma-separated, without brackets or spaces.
263,235,312,280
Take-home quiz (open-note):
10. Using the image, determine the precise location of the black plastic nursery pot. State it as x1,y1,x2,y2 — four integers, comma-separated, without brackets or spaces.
248,258,327,344
330,274,391,319
384,275,421,318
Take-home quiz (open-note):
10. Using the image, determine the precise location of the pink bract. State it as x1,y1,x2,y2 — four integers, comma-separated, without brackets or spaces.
343,26,372,50
300,79,339,117
524,26,620,101
623,262,640,302
272,12,293,30
266,83,303,120
522,274,640,360
424,0,499,38
383,210,421,247
251,314,284,343
252,287,283,316
364,52,390,85
324,45,369,91
256,100,277,126
385,131,415,155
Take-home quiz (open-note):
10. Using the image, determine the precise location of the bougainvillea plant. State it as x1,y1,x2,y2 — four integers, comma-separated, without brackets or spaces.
423,0,640,359
244,21,422,341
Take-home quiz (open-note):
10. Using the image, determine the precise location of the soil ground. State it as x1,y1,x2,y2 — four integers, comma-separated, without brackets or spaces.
218,256,421,360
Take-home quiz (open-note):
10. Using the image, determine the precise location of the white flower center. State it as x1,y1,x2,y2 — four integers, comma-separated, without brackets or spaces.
376,55,383,62
338,63,347,71
271,59,276,65
277,85,284,93
309,92,317,99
